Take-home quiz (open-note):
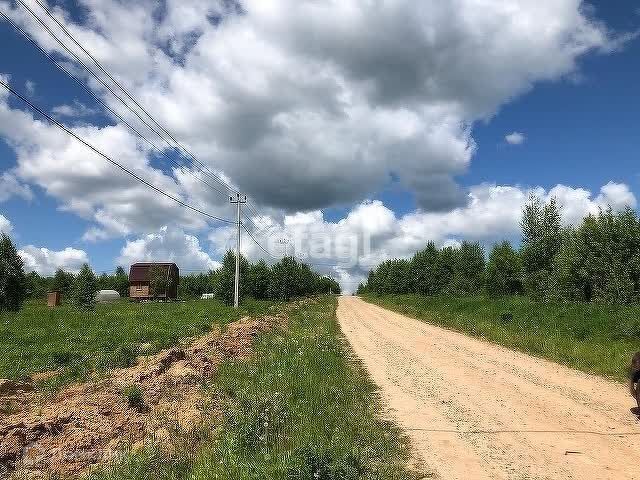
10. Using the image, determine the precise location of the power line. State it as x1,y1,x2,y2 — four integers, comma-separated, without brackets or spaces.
0,10,231,200
15,0,286,227
15,1,172,153
25,0,239,197
0,79,235,225
240,221,348,269
243,202,281,237
14,0,233,199
241,222,279,259
241,210,278,240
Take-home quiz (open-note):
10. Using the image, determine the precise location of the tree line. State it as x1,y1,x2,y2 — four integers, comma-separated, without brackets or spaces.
360,197,640,305
0,231,340,312
23,266,130,301
180,251,341,303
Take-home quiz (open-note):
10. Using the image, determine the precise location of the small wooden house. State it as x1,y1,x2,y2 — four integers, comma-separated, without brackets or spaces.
129,263,179,301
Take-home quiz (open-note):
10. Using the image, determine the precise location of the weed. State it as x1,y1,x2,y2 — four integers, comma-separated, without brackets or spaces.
52,350,73,367
123,385,144,412
1,400,19,415
111,344,139,369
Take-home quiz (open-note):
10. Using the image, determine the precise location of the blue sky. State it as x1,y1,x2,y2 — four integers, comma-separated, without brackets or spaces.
0,0,638,287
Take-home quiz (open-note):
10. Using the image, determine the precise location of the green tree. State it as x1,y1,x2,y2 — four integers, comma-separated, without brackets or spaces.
297,263,318,296
318,275,341,295
520,196,562,298
410,242,440,295
73,263,97,309
114,266,129,297
269,256,300,301
0,233,27,312
371,259,411,294
25,271,47,299
450,241,486,295
97,272,113,291
247,260,272,299
365,270,378,293
207,270,220,296
434,246,457,294
552,208,640,304
51,268,75,298
486,241,522,296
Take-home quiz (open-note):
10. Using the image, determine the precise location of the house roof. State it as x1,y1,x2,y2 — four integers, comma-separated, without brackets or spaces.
129,263,178,282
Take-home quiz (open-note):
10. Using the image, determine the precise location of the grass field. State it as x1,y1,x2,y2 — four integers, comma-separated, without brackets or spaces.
0,298,273,386
364,294,640,382
89,296,420,480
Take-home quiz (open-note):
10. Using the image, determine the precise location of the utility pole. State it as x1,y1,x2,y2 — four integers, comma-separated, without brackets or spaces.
230,193,247,308
278,238,290,257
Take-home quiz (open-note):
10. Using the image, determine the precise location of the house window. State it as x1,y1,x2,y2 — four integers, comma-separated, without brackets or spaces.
136,285,143,291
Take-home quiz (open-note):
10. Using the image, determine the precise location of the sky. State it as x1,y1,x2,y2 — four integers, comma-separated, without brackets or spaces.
0,0,638,292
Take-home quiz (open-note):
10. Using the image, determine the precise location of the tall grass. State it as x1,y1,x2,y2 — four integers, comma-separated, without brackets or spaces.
0,298,272,385
88,296,420,480
364,294,640,381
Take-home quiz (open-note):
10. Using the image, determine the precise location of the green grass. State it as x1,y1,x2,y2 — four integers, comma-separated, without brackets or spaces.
87,296,420,480
0,298,273,386
363,293,640,382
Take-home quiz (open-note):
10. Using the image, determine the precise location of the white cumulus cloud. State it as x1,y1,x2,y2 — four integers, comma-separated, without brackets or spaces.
0,0,623,216
0,171,33,202
118,225,221,272
505,132,526,145
0,213,13,235
18,245,89,275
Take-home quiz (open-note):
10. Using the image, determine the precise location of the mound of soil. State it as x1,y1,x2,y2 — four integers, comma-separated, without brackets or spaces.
0,312,287,479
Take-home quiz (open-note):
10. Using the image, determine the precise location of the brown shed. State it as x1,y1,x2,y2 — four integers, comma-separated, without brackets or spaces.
47,291,62,307
128,263,179,301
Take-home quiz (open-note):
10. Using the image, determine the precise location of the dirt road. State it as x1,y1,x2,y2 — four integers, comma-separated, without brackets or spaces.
337,296,640,480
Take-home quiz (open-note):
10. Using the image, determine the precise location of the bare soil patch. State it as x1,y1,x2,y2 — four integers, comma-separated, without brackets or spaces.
0,311,288,479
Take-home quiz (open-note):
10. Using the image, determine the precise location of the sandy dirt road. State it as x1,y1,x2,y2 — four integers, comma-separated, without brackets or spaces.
337,296,640,480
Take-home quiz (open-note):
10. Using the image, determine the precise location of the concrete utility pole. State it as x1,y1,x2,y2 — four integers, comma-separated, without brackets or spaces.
278,238,290,257
230,193,247,308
